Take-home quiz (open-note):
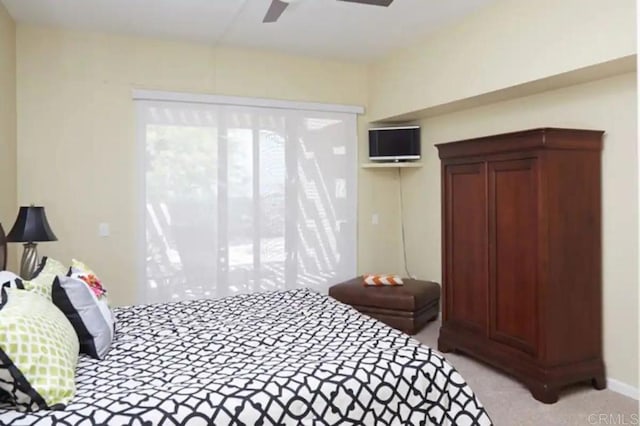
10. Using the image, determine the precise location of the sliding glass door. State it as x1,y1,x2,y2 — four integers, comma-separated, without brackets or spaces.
138,99,357,303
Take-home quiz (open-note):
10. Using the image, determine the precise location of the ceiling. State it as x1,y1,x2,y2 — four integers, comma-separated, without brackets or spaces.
1,0,495,62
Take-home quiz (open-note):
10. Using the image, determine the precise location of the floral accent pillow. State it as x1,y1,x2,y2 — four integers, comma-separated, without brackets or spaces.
78,274,107,299
70,259,95,276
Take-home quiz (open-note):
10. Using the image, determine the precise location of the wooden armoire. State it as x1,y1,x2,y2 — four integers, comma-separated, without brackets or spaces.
436,128,605,404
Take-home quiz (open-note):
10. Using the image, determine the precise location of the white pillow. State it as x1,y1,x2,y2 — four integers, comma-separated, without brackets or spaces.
51,274,115,359
0,270,23,289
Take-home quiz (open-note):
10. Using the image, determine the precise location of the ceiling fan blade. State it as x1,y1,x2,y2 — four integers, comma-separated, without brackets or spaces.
263,0,289,23
338,0,394,6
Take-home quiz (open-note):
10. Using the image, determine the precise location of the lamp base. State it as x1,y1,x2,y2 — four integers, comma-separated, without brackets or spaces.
20,243,39,280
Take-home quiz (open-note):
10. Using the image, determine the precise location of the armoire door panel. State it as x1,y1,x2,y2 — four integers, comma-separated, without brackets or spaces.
488,158,538,355
444,163,488,332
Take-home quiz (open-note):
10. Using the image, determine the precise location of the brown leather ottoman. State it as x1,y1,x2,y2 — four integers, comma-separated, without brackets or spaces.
329,277,441,335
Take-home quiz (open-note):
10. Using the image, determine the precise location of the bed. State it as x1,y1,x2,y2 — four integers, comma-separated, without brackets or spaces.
0,288,492,425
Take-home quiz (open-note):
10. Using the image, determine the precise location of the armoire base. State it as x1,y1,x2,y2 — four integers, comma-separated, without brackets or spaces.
438,325,606,404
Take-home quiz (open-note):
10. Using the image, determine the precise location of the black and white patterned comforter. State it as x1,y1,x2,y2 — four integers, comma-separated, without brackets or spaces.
0,289,492,425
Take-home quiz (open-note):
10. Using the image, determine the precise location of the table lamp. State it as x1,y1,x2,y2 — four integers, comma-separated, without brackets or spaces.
6,205,58,279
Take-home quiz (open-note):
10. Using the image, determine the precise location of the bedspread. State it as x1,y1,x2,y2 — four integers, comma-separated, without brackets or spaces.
0,289,492,425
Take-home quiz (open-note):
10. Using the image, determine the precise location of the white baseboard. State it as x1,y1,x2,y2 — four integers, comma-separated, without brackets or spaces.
607,378,639,400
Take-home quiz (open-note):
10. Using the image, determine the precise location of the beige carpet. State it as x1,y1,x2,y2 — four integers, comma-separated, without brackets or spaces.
413,321,639,425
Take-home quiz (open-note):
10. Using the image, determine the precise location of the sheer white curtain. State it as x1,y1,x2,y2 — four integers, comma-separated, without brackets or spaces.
136,95,359,304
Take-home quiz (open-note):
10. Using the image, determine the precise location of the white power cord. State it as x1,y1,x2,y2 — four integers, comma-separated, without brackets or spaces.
398,167,414,279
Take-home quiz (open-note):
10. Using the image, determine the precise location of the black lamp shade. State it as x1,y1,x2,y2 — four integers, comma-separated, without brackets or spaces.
6,206,58,243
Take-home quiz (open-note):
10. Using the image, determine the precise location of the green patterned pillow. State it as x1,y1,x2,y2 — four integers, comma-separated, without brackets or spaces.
0,287,79,411
23,257,67,300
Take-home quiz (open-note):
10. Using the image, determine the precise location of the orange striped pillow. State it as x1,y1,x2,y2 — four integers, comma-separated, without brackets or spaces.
363,274,404,286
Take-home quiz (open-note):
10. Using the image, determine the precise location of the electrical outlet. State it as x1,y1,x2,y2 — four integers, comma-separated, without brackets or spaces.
98,223,110,237
372,213,379,225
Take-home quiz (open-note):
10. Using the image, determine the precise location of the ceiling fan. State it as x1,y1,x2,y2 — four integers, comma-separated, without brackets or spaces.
263,0,394,23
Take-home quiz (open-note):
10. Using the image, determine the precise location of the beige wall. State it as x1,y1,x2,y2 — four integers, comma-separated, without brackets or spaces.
0,3,16,260
16,25,402,306
369,0,636,121
398,73,637,389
